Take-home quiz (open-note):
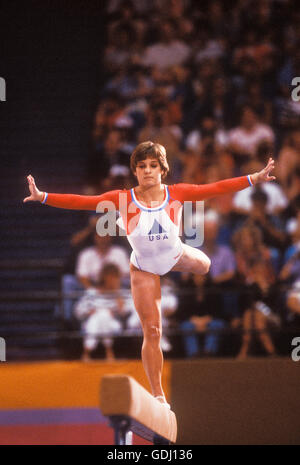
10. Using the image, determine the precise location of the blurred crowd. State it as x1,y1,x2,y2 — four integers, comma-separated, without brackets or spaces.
62,0,300,360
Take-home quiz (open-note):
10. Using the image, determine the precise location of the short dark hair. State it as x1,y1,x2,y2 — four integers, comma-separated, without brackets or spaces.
101,263,121,278
98,263,121,286
240,104,258,119
130,141,169,179
251,189,268,204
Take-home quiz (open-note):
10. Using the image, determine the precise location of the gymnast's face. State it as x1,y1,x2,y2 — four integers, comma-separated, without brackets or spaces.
134,157,164,187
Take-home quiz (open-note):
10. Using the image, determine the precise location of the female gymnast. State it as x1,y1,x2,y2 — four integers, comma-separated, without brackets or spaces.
24,141,276,408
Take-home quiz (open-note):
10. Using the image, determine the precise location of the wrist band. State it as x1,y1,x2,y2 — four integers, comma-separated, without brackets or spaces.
41,192,48,204
247,175,253,186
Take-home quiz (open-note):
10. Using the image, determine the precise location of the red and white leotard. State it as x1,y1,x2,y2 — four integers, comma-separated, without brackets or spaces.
42,176,253,275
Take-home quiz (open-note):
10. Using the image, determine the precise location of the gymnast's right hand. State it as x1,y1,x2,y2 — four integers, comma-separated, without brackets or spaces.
23,174,44,203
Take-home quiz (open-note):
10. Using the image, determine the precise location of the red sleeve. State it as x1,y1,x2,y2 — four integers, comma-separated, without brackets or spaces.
168,176,251,202
44,189,129,211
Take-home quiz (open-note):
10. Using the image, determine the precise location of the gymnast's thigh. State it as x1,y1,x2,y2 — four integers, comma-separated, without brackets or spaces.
129,262,162,325
170,242,211,274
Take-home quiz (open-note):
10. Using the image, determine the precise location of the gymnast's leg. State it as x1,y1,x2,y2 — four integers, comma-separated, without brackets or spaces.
130,263,166,402
171,242,211,274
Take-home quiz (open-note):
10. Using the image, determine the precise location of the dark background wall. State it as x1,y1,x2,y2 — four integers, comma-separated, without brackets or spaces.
171,358,300,445
1,0,106,190
0,1,108,359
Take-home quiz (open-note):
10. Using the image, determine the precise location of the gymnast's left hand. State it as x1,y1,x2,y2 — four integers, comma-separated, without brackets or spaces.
252,157,276,184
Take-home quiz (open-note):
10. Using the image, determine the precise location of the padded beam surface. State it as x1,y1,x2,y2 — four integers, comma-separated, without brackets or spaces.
100,375,177,444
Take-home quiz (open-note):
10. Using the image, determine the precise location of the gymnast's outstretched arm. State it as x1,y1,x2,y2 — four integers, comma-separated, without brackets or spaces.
23,174,122,210
169,157,276,202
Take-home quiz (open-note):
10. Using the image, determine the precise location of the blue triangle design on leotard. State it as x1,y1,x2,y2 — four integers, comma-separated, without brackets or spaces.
147,219,166,235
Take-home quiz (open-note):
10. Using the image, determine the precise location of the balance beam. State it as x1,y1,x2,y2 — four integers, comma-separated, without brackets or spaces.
100,375,177,445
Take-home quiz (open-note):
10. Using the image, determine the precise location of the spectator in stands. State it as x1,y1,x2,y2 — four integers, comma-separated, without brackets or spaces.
108,0,143,38
206,76,233,129
285,280,300,329
276,44,300,130
200,208,239,327
199,153,237,241
232,223,275,286
60,216,98,321
206,0,228,39
88,128,131,192
285,195,300,251
104,62,154,103
176,272,226,358
141,18,191,69
104,23,135,73
185,113,227,161
200,209,236,287
237,260,280,359
180,148,201,184
138,101,183,181
279,244,300,287
277,41,299,92
74,264,134,361
243,188,287,259
232,55,260,101
169,65,195,128
194,30,227,65
164,0,188,22
232,27,275,77
233,159,288,216
280,198,300,329
93,92,129,137
214,148,236,181
181,59,213,134
235,79,273,125
284,165,300,206
76,232,129,290
277,130,300,192
147,69,183,126
227,105,275,166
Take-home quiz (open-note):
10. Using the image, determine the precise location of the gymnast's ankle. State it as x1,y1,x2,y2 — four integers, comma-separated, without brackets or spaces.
154,395,171,409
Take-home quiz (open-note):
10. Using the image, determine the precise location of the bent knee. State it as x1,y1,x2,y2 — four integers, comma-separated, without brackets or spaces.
143,323,162,340
200,256,211,275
